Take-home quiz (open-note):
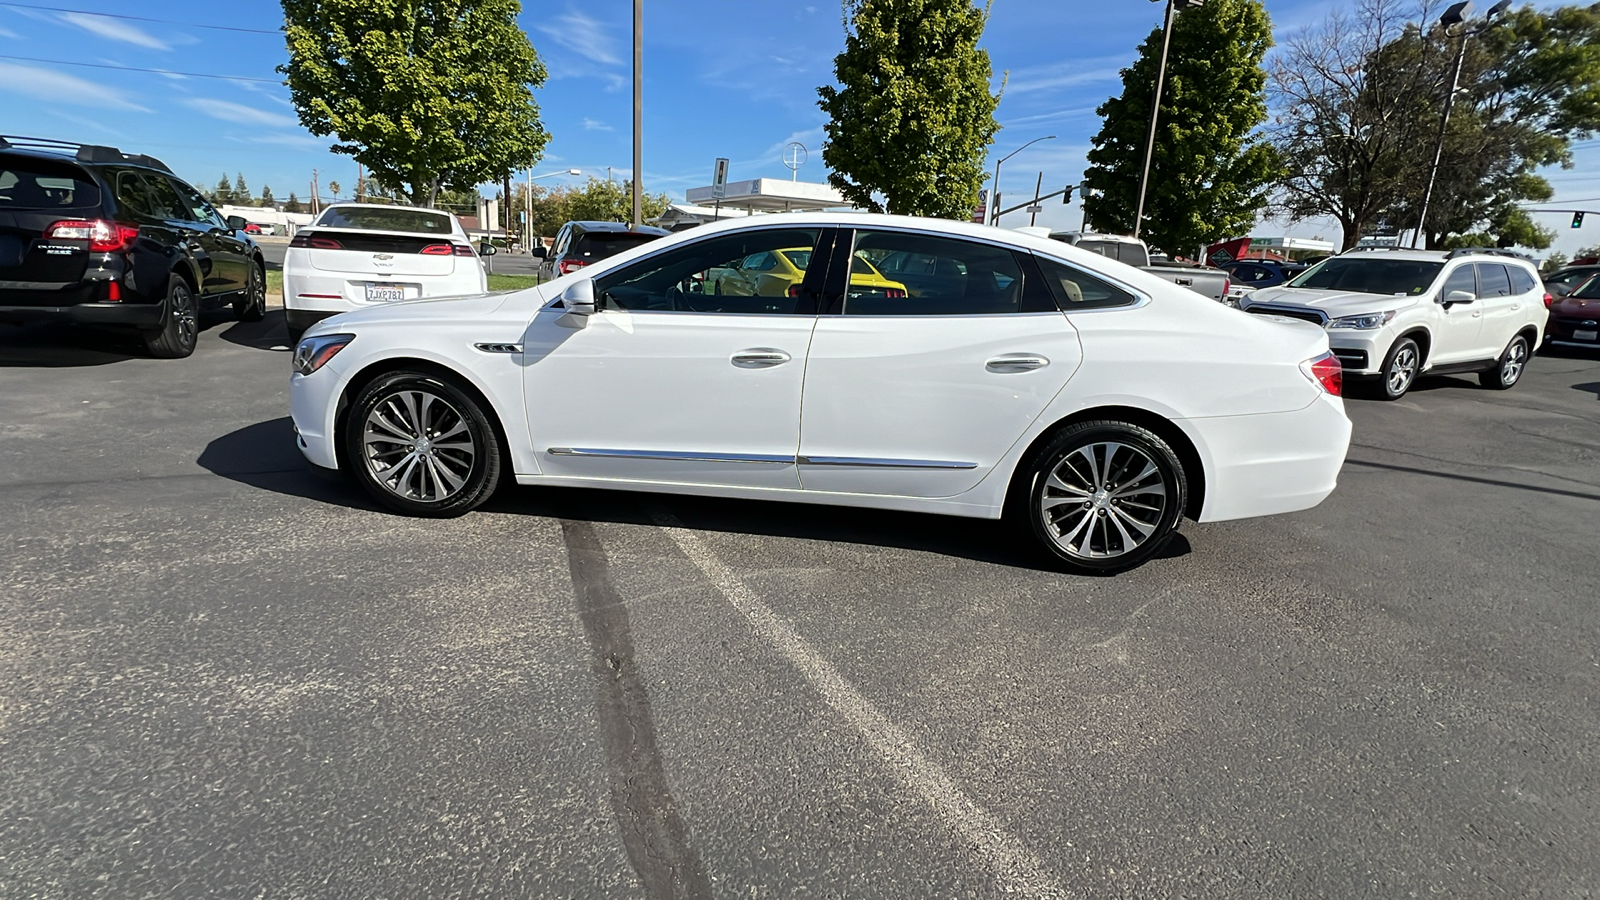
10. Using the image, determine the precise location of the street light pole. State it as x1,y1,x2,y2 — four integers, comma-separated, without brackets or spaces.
1134,0,1179,241
989,135,1056,226
631,0,643,229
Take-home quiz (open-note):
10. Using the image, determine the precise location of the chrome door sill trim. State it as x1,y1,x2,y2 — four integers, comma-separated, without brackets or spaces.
548,447,795,464
797,455,978,469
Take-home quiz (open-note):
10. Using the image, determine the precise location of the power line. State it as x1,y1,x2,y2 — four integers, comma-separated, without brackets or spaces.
0,54,280,84
0,2,282,34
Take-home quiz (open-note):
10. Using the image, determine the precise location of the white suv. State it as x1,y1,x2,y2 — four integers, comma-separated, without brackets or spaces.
1241,249,1548,399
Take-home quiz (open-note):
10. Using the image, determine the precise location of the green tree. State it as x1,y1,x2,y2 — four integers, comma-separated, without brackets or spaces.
328,180,342,199
1541,251,1568,272
261,184,276,206
281,0,551,207
234,173,252,205
817,0,999,218
214,174,234,205
1083,0,1279,256
284,192,304,213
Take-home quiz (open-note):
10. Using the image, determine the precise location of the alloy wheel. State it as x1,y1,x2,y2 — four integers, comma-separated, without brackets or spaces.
173,285,197,348
1387,344,1417,395
1500,339,1527,384
1038,441,1168,560
361,389,477,502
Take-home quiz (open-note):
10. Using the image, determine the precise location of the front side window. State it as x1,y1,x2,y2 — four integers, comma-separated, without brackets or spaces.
167,178,224,228
1033,255,1139,310
843,231,1054,315
1286,258,1445,296
1440,265,1478,298
593,228,823,315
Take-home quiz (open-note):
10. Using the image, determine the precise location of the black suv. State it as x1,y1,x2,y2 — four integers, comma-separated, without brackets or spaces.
0,136,268,358
535,220,669,279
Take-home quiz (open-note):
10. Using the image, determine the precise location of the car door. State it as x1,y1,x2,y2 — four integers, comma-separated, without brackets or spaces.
1478,262,1533,355
1428,263,1484,364
521,226,832,489
165,176,249,295
796,228,1083,499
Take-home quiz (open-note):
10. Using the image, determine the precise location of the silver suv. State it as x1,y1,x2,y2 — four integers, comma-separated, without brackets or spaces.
1240,248,1548,399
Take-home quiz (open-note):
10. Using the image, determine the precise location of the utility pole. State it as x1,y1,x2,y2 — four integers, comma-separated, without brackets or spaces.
631,0,643,228
310,169,319,215
1028,173,1044,227
1134,0,1183,241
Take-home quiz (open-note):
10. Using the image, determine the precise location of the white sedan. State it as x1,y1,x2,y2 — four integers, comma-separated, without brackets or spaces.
282,203,487,341
288,213,1351,573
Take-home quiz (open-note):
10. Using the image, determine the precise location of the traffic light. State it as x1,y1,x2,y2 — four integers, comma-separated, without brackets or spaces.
1573,212,1586,229
1063,186,1075,204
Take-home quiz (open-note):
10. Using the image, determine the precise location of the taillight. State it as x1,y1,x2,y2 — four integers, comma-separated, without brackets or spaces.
558,259,587,275
420,243,453,256
45,219,138,252
1301,351,1342,397
289,232,343,250
1222,277,1231,297
452,244,475,257
1543,292,1554,309
884,288,907,299
787,284,802,297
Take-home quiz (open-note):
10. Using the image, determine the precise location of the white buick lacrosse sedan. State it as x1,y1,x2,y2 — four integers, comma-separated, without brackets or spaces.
289,213,1351,573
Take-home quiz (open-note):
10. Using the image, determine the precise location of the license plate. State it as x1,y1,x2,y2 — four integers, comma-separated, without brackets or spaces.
365,283,405,302
1574,329,1598,341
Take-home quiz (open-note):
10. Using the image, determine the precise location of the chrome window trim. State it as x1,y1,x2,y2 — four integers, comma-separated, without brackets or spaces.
548,447,795,464
796,455,978,470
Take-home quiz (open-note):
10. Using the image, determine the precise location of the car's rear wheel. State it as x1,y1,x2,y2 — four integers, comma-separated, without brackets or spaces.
143,274,198,359
1377,336,1420,400
1015,421,1186,574
344,370,502,517
234,263,266,321
1480,333,1530,390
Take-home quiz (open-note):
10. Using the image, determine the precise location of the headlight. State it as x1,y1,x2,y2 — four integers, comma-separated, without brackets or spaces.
292,333,354,375
1328,311,1396,330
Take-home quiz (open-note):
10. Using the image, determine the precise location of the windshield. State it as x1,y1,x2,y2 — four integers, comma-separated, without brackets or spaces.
1286,257,1444,296
317,206,454,234
1570,275,1600,299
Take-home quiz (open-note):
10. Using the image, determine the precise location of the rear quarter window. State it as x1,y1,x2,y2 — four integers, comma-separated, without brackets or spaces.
1508,266,1539,294
0,158,100,210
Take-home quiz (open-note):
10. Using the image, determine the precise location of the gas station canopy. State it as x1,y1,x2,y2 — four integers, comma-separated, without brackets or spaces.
684,178,856,213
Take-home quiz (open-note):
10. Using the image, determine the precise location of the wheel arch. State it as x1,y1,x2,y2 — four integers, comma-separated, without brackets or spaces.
169,258,200,294
332,356,515,477
1006,405,1206,521
1396,326,1431,365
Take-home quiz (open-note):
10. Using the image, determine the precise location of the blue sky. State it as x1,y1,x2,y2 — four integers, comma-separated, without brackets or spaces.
1,0,1595,255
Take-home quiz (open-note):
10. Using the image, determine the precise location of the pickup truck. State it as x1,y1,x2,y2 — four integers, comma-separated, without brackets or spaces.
1037,231,1232,303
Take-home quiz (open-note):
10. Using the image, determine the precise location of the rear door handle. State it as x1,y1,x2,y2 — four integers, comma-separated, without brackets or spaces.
731,348,791,368
985,354,1050,373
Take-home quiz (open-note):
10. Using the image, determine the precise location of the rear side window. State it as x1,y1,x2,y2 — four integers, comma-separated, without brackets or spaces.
571,232,662,261
845,230,1056,315
1508,266,1538,295
0,158,100,210
1034,255,1139,310
1475,263,1513,297
318,207,454,234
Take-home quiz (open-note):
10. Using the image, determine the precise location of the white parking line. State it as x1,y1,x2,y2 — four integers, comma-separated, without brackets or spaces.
647,509,1068,900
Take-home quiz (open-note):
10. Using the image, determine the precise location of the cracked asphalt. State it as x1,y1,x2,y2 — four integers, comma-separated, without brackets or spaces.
1,307,1597,898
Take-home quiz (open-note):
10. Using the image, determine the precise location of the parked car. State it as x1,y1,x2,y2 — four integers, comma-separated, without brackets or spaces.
1544,272,1600,349
707,246,907,300
1240,248,1548,399
0,135,267,357
243,223,262,235
1542,265,1600,299
535,221,669,280
1044,231,1231,303
289,212,1351,573
281,202,486,342
1223,259,1307,297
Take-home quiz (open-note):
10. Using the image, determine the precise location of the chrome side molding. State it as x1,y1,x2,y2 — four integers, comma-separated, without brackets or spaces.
797,455,978,469
547,448,794,464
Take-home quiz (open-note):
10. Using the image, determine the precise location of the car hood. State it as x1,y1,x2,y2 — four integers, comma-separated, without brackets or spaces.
307,288,541,334
1246,286,1424,319
1550,294,1600,319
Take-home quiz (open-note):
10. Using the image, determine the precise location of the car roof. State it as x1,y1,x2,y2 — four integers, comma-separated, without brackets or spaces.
1338,248,1536,267
568,221,671,236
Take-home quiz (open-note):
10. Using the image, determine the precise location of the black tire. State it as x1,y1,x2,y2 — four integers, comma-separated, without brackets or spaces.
1376,336,1421,400
1480,333,1530,390
344,370,503,517
142,273,198,359
234,262,267,321
1011,420,1187,574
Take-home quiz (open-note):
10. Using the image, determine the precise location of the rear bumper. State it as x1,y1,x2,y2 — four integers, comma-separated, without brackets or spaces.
0,301,162,327
285,308,338,332
1185,393,1352,522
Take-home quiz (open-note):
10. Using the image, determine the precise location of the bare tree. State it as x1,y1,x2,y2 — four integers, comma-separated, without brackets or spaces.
1267,0,1439,249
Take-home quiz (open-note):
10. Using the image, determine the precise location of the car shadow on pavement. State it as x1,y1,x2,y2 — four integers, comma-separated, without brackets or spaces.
198,417,379,511
1572,381,1600,401
0,322,142,367
218,309,293,352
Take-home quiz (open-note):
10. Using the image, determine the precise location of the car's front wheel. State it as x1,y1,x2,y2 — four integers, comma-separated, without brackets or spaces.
343,370,503,517
1377,336,1421,400
1480,333,1530,390
1016,421,1187,574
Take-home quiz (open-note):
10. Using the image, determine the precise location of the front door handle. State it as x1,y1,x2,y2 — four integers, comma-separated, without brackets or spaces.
986,353,1050,373
731,348,791,368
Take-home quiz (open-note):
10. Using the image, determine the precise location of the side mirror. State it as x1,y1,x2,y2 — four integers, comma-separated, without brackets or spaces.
530,245,547,259
226,215,248,231
1443,289,1475,306
478,242,498,256
560,278,597,316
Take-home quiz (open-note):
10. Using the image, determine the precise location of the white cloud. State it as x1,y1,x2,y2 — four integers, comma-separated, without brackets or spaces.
0,61,150,111
582,117,613,131
1002,57,1129,95
231,133,325,150
58,12,170,51
537,10,621,66
0,25,19,39
182,98,299,128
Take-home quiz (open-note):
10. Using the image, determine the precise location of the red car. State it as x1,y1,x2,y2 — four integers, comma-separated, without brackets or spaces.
1545,274,1600,349
243,223,262,234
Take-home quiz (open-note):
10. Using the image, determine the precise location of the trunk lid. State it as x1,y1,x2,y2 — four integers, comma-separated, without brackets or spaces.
0,155,104,287
297,230,461,277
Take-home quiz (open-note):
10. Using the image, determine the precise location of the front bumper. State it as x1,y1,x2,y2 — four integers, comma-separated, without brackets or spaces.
0,301,162,328
1546,316,1600,346
1325,329,1389,375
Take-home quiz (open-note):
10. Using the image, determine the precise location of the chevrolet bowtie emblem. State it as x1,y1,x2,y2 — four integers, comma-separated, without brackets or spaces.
373,253,394,261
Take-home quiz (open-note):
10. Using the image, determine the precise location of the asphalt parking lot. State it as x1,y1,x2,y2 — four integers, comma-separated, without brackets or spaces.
1,306,1596,898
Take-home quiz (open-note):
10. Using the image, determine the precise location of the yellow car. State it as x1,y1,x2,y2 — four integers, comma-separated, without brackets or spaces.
711,248,907,298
